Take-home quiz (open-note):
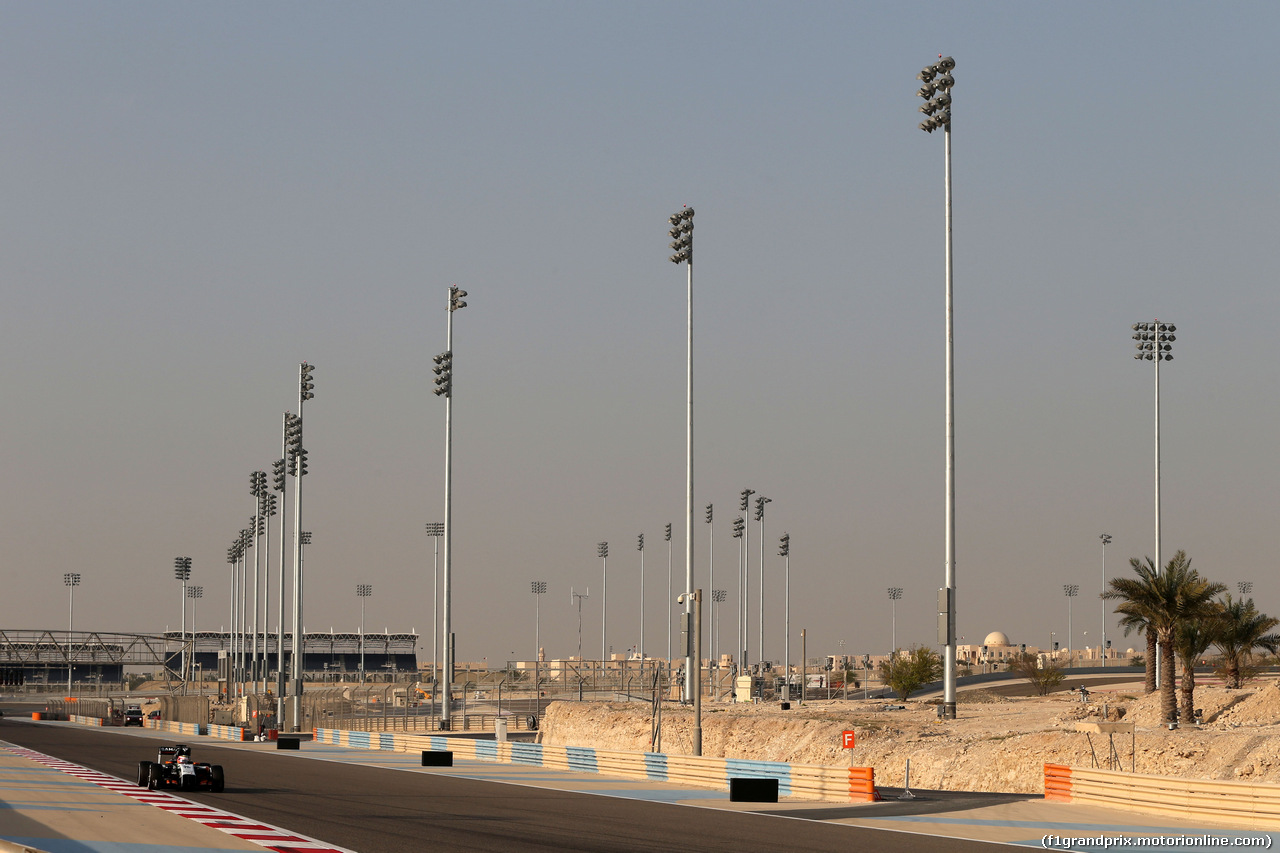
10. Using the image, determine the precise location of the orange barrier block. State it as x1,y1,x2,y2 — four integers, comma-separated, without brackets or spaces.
30,712,42,721
1044,763,1073,802
848,766,879,802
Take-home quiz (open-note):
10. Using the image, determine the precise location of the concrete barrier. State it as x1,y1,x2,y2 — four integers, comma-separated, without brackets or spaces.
206,723,249,742
313,728,876,802
145,719,204,737
68,715,105,727
1046,763,1280,829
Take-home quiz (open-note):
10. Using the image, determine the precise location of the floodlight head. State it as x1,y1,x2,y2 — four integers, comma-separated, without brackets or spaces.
936,74,954,90
1167,324,1176,332
937,56,955,72
917,65,937,82
918,83,936,99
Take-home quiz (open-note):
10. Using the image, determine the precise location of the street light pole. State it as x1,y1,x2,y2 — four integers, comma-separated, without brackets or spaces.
664,523,672,674
250,471,267,688
738,488,754,666
572,587,589,696
64,573,80,696
1131,321,1176,569
225,541,238,695
754,496,771,667
636,534,645,667
888,588,903,654
272,427,288,723
435,285,467,728
779,533,790,701
288,361,314,731
1064,584,1079,662
598,542,609,667
356,584,372,682
731,514,746,671
531,581,546,717
259,490,275,695
917,53,957,720
188,586,202,690
1099,533,1112,662
705,504,713,673
668,205,696,704
712,589,726,685
174,557,192,688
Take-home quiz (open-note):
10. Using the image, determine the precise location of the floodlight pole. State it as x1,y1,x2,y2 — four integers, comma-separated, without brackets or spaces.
438,285,466,728
917,55,958,721
274,416,289,728
1099,533,1111,662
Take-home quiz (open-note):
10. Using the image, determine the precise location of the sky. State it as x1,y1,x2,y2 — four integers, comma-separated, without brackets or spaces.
2,2,1278,670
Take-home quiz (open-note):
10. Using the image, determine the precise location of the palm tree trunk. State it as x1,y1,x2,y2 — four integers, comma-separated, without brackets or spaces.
1159,633,1177,724
1145,628,1157,694
1179,659,1195,722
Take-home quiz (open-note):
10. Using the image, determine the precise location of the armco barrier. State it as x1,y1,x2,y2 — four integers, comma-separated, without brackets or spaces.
313,728,876,802
145,719,204,737
206,723,249,742
1045,763,1280,829
68,714,106,727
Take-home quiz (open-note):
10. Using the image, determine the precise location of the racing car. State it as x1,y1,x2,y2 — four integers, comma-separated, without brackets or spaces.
136,744,224,792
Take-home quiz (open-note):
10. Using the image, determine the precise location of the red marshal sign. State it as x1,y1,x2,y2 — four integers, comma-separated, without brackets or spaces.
842,730,856,749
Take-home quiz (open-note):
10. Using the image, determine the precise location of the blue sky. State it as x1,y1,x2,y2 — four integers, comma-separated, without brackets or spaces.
1,2,1277,667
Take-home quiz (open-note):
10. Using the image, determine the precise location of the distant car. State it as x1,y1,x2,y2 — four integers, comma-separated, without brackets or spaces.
136,744,224,792
123,709,144,727
147,710,161,720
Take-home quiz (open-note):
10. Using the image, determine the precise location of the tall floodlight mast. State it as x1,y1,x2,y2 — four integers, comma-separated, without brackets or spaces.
917,53,957,720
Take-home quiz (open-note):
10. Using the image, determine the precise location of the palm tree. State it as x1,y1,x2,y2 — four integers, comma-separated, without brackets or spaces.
1104,559,1160,694
1214,594,1280,689
1103,551,1224,723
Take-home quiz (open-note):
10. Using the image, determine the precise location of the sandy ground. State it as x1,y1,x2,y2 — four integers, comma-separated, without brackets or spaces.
538,680,1280,794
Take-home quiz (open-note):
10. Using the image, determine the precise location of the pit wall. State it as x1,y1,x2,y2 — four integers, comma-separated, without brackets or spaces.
206,723,248,741
313,728,877,802
1046,764,1280,830
146,719,203,737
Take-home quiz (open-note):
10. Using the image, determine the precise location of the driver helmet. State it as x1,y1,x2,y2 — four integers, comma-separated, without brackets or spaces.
177,755,192,764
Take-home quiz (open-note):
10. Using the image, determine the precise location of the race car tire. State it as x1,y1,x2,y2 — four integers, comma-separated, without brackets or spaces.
137,761,151,787
148,763,162,790
210,765,225,793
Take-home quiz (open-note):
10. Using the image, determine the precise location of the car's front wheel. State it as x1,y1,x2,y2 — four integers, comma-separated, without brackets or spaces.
148,763,162,790
210,765,224,793
136,761,151,787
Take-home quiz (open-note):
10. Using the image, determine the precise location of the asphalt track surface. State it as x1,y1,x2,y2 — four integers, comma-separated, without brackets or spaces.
0,716,1009,853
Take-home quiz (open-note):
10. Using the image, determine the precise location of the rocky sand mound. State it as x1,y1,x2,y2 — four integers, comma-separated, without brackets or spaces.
539,682,1280,794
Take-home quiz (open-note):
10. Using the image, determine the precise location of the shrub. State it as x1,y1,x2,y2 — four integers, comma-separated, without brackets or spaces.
878,646,943,700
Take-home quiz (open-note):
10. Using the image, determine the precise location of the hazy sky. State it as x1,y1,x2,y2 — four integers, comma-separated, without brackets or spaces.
2,2,1277,669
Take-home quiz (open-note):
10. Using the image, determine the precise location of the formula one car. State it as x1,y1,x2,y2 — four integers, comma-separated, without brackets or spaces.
136,744,224,792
